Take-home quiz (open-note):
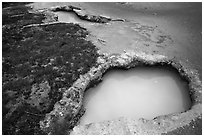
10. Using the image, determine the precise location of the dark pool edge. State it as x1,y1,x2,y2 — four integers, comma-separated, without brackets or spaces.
40,50,202,134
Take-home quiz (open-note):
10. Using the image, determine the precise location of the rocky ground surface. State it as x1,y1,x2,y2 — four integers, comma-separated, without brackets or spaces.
2,2,202,135
69,51,202,135
2,2,99,134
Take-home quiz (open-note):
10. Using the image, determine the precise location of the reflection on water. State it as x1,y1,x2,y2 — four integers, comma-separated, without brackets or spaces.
80,67,191,125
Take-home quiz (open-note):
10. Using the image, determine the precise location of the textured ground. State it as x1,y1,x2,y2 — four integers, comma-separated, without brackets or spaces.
2,2,202,135
2,3,98,134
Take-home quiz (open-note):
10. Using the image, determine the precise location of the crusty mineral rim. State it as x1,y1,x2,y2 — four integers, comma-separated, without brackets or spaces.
40,51,202,134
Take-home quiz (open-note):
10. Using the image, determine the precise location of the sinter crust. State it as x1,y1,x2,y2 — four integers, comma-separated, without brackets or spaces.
40,51,202,135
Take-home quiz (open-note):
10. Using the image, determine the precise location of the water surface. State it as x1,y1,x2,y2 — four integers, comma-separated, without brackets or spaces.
55,11,92,25
31,2,202,77
80,67,191,125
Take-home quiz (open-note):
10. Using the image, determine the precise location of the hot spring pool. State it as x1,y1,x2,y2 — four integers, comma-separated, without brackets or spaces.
80,67,192,125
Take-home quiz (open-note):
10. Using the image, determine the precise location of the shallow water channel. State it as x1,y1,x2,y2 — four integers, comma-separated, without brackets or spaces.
80,67,192,125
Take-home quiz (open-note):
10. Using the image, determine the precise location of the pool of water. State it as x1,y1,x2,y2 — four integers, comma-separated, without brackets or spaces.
55,11,173,54
31,2,202,78
55,11,92,25
80,67,192,125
